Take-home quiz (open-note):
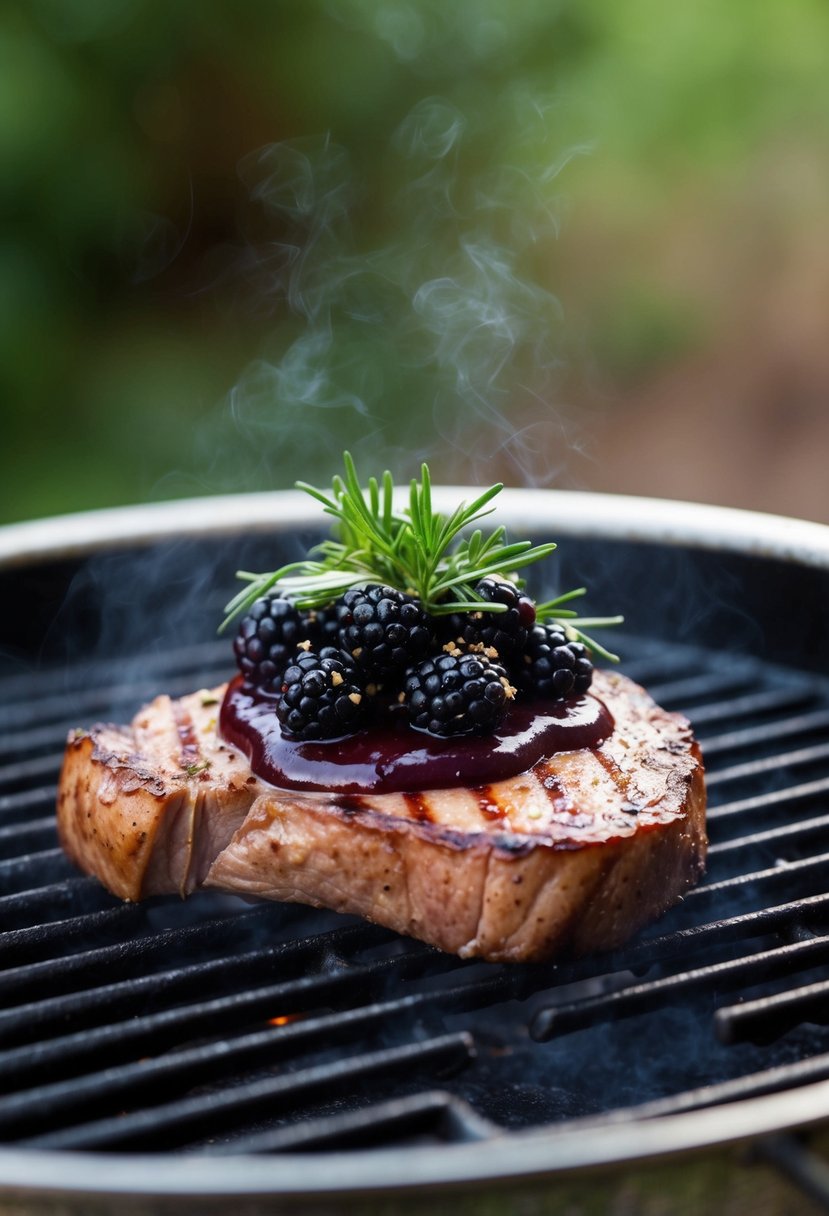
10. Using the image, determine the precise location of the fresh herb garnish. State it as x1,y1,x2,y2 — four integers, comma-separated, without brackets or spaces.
535,589,623,664
183,761,211,777
222,453,621,658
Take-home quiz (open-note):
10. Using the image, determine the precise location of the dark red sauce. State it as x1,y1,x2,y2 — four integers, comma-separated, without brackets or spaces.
219,675,614,795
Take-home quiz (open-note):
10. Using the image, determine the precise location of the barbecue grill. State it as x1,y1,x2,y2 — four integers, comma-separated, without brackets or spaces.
2,488,829,1216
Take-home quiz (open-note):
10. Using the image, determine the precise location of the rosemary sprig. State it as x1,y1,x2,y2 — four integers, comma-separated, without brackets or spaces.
535,590,623,663
221,453,622,660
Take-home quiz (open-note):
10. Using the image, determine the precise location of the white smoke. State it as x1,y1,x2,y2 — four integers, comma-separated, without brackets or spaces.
208,67,590,489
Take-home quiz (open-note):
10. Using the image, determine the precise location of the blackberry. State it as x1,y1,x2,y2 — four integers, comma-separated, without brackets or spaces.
441,576,536,662
234,596,314,693
338,585,432,681
305,603,341,649
277,647,367,740
403,652,514,737
517,623,594,700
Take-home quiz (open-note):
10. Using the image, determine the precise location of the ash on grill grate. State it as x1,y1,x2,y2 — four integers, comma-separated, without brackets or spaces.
1,633,829,1155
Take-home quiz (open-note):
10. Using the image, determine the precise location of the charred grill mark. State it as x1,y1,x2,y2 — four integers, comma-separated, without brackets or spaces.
402,792,433,823
594,750,630,794
171,702,201,770
333,794,368,817
472,785,507,821
324,794,490,854
594,748,646,816
541,771,572,814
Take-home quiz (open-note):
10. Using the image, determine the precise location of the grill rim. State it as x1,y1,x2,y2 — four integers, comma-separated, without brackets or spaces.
2,489,829,1202
2,1080,829,1200
2,488,829,570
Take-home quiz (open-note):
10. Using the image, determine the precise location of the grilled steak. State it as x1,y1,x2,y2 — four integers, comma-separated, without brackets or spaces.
58,670,706,961
58,689,269,900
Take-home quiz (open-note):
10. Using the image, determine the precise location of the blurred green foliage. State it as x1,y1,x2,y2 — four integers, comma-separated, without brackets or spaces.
2,0,828,522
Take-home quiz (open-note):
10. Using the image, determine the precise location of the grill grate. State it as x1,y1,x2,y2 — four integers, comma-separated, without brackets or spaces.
1,631,829,1158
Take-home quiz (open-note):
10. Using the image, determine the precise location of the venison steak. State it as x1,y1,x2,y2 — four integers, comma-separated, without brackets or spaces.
57,670,706,962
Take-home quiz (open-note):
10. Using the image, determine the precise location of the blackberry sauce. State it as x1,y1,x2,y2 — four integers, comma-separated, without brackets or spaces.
219,675,614,795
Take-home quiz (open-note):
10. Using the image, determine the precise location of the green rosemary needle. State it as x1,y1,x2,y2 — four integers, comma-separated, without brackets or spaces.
221,453,621,660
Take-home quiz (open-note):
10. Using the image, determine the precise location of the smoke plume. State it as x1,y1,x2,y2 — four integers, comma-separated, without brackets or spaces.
199,56,591,492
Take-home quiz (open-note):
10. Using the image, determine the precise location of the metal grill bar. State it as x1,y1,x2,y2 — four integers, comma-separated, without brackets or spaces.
0,905,149,968
0,967,511,1102
0,922,402,1046
0,641,228,703
0,816,56,853
0,905,292,1001
27,1033,476,1151
0,629,828,1162
219,1091,497,1154
624,891,829,965
682,852,829,901
0,786,56,820
619,650,719,687
530,933,829,1040
0,974,523,1138
706,742,829,788
0,877,116,931
715,979,829,1045
641,671,758,710
0,848,69,894
700,709,829,758
708,813,829,857
0,755,70,789
18,889,828,1092
0,723,81,759
707,779,829,821
5,671,229,732
684,686,819,727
